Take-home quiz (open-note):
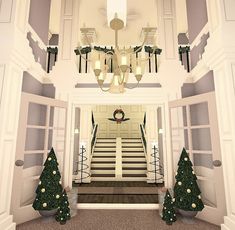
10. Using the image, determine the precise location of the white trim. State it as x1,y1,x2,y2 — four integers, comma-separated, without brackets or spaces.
27,24,47,51
77,203,159,210
190,23,209,49
190,59,210,82
27,62,47,83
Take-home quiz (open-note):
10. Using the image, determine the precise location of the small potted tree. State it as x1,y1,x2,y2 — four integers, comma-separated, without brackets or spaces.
162,189,177,225
32,148,63,216
174,148,204,218
56,190,71,224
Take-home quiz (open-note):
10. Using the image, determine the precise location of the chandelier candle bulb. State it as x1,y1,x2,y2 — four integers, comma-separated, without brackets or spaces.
121,55,127,65
136,66,141,75
113,75,119,86
95,60,101,69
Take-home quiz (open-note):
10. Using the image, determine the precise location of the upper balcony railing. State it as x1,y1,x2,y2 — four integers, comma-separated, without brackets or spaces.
178,45,190,73
74,46,162,74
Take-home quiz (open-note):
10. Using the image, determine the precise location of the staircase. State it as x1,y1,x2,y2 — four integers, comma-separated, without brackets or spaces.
91,138,116,181
91,137,147,181
122,138,147,181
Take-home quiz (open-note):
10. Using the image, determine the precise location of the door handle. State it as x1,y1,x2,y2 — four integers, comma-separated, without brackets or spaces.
213,160,222,167
15,160,24,167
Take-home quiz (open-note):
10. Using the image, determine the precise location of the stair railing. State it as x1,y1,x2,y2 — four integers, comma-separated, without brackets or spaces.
178,45,190,72
91,124,98,157
47,46,58,73
140,124,147,155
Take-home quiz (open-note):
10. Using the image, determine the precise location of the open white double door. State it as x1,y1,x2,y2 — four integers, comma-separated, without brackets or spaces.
11,93,67,224
169,92,226,225
11,92,226,226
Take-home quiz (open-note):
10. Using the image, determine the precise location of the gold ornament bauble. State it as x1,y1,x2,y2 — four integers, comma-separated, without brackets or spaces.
187,189,191,193
192,203,196,208
42,203,47,207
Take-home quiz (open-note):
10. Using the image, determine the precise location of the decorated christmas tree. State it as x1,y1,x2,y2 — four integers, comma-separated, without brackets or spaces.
56,190,71,224
174,148,204,211
32,148,63,211
162,190,177,225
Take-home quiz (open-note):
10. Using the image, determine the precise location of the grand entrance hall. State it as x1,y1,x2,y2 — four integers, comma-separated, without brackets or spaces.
1,0,235,229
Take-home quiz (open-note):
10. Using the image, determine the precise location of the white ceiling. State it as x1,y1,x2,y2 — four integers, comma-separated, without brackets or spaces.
49,0,188,45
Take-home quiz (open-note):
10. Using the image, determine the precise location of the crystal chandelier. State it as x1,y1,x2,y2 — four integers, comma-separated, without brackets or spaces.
75,0,159,93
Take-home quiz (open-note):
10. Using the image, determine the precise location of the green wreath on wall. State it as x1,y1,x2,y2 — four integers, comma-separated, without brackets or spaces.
108,109,130,124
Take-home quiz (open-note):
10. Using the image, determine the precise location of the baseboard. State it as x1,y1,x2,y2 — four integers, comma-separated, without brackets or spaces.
221,216,235,230
0,214,16,230
77,203,159,209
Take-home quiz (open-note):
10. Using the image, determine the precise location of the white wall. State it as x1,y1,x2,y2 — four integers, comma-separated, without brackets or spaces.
93,105,145,138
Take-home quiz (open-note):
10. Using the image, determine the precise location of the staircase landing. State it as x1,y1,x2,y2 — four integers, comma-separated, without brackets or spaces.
74,181,163,204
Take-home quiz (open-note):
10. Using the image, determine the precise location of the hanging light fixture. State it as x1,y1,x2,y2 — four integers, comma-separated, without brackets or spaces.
75,0,160,93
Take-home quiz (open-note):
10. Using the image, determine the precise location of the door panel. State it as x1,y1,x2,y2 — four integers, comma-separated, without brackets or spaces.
169,92,226,225
11,93,67,224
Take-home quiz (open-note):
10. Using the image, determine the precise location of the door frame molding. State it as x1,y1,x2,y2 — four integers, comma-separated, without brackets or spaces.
67,88,173,188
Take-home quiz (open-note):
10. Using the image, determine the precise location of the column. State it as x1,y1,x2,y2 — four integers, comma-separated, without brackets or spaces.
204,1,235,229
0,0,31,229
74,105,92,184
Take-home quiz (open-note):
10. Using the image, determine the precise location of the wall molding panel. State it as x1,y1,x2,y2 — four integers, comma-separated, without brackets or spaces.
156,0,177,60
0,0,14,23
59,0,79,61
0,64,23,230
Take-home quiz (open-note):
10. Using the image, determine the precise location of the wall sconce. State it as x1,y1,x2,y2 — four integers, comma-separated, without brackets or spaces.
74,128,79,134
158,128,163,134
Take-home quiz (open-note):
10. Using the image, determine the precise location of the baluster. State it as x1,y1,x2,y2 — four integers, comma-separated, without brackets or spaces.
79,54,82,73
111,46,113,73
85,52,88,73
104,46,107,66
148,51,151,73
186,47,190,72
155,52,157,73
179,46,183,65
130,46,132,73
47,50,51,73
54,47,58,64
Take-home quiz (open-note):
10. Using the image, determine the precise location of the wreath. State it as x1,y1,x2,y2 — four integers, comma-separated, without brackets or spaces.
108,109,130,123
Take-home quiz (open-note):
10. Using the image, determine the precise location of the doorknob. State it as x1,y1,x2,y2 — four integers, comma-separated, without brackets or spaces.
15,160,24,167
213,160,222,167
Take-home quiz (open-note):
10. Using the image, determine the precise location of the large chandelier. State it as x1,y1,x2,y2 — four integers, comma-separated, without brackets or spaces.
75,0,160,93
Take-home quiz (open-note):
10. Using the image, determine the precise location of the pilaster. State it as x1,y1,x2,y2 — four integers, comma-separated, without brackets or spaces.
0,0,31,229
74,105,92,184
203,1,235,229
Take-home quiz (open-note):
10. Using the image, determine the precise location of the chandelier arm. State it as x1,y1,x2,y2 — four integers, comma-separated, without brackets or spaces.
140,51,156,62
84,32,94,49
76,47,92,62
126,30,150,55
98,85,111,92
139,47,158,62
124,81,140,89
